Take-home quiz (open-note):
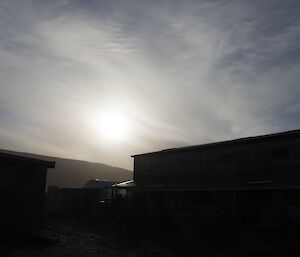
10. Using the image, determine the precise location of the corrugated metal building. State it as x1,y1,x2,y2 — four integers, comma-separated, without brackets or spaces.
115,130,300,225
133,129,300,190
0,152,55,231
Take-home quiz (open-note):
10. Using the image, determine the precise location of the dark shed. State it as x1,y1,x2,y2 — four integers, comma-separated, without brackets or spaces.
0,152,55,231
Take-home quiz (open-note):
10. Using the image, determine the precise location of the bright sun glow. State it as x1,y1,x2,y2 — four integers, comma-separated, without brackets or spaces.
97,111,129,141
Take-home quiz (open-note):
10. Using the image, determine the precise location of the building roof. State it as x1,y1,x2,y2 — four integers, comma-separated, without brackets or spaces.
132,129,300,158
114,181,300,192
114,180,135,188
0,152,55,168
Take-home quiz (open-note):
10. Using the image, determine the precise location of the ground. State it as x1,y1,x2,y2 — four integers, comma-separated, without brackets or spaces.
2,215,173,257
2,215,300,257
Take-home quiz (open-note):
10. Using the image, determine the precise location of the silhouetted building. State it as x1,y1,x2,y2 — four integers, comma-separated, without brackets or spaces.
45,188,102,213
84,179,115,189
0,152,55,232
45,179,115,213
113,130,300,225
133,129,300,189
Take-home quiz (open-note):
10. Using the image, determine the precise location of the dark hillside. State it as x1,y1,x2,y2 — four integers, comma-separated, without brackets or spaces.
0,149,132,189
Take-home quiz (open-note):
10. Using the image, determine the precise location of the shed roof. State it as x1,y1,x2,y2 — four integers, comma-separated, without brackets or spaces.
0,152,55,168
132,129,300,158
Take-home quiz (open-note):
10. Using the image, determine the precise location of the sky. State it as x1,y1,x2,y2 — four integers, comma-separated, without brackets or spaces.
0,0,300,170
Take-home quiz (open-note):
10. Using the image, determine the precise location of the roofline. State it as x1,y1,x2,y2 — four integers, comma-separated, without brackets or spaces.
115,184,300,192
131,129,300,158
0,152,56,168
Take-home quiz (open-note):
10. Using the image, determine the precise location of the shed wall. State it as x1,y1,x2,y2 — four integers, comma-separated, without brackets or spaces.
0,164,47,231
134,136,300,188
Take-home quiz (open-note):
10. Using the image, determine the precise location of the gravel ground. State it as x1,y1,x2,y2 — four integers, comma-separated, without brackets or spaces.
4,215,173,257
2,215,300,257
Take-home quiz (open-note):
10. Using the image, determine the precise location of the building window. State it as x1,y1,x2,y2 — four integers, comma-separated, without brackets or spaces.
272,147,290,161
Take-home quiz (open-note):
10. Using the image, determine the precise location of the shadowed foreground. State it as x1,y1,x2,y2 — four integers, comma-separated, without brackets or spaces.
2,214,300,257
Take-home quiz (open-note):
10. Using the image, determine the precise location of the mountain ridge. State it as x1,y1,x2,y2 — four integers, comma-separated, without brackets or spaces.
0,149,133,189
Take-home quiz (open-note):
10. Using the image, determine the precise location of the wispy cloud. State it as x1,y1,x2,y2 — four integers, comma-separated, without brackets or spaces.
0,0,299,169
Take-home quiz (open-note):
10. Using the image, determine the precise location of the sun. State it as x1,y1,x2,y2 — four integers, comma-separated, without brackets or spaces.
98,110,129,141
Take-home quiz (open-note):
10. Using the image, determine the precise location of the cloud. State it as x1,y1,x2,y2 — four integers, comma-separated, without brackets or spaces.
0,0,300,169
